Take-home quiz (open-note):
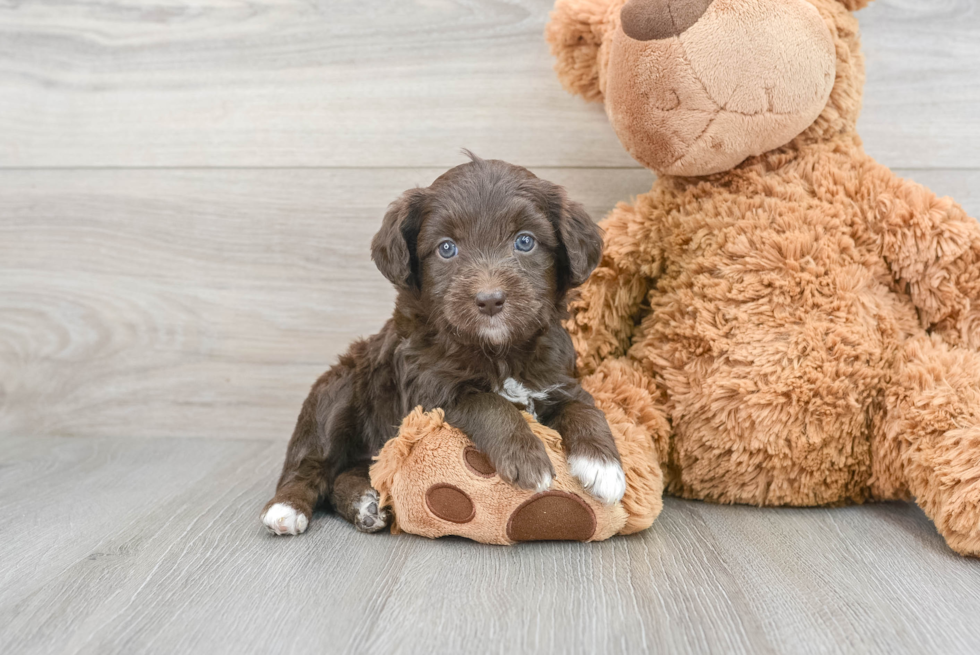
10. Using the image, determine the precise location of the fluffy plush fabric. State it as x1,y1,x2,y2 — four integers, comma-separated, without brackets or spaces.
374,0,980,554
547,0,980,556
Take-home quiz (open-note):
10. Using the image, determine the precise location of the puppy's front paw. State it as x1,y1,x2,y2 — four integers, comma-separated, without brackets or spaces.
262,502,309,536
493,439,555,492
353,490,390,534
569,455,626,505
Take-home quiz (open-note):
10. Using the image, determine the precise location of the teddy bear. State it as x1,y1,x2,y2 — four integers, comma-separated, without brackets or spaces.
371,0,980,556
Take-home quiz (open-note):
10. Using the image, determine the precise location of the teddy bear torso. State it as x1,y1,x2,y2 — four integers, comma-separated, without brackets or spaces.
621,143,923,506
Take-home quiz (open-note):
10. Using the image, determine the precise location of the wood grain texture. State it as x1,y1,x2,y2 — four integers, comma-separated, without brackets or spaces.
4,168,976,442
0,0,978,168
0,167,654,440
1,435,979,655
857,0,980,168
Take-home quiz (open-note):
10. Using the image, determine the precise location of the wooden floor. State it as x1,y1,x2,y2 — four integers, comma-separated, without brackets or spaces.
3,0,980,653
2,435,980,655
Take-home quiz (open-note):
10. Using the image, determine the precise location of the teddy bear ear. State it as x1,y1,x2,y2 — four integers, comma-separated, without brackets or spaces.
834,0,873,10
545,0,618,102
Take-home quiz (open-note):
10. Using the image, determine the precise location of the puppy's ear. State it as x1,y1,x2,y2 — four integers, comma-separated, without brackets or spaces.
371,188,427,289
529,180,603,290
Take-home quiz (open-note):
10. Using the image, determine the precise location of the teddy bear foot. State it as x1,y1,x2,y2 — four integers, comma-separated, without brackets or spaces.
371,409,638,544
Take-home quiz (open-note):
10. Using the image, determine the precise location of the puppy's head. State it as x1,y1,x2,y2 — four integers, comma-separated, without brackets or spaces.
371,153,601,347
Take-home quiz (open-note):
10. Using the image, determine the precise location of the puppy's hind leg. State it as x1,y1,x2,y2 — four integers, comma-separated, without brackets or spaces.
262,367,353,536
329,464,391,534
261,419,329,536
261,459,325,536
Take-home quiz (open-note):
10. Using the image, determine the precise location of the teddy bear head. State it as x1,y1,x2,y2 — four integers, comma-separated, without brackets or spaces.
546,0,872,176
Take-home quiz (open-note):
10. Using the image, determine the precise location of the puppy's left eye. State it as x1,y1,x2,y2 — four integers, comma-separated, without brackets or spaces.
438,239,458,259
514,233,535,252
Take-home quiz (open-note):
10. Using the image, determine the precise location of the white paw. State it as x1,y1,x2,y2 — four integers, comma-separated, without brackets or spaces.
262,502,308,536
353,490,390,534
568,455,626,505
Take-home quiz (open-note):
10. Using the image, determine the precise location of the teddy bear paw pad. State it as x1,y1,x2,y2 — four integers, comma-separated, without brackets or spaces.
425,484,476,523
463,446,496,477
506,491,597,542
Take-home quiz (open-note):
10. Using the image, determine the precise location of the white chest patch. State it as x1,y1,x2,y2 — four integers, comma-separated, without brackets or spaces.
497,378,559,420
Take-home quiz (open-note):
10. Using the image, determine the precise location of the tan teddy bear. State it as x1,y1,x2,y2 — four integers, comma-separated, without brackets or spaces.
373,0,980,556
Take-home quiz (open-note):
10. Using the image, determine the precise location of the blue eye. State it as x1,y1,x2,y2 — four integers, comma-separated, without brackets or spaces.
438,239,458,259
514,233,535,252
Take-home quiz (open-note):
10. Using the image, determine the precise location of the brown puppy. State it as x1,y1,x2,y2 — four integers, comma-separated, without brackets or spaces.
261,154,625,535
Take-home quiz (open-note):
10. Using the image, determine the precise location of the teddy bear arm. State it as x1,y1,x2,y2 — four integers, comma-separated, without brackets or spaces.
545,0,623,101
566,200,659,375
567,263,647,375
868,169,980,348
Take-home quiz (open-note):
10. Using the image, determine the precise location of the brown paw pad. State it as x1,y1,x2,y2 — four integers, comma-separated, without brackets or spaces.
506,491,597,542
425,484,475,523
463,446,496,477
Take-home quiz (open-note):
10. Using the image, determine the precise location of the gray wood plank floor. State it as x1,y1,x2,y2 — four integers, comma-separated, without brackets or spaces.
2,435,980,655
3,0,980,653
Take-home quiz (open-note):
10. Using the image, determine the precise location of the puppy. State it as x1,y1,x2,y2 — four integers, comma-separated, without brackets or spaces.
261,154,625,535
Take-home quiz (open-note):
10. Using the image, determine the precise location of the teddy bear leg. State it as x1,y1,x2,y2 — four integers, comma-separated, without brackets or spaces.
883,334,980,556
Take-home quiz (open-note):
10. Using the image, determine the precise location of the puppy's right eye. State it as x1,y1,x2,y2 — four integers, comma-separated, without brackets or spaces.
438,239,458,259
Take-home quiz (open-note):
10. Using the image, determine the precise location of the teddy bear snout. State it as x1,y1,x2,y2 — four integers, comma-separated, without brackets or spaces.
621,0,714,41
605,0,837,177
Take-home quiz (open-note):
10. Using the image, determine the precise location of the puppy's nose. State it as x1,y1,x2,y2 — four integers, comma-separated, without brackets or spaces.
475,289,507,317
